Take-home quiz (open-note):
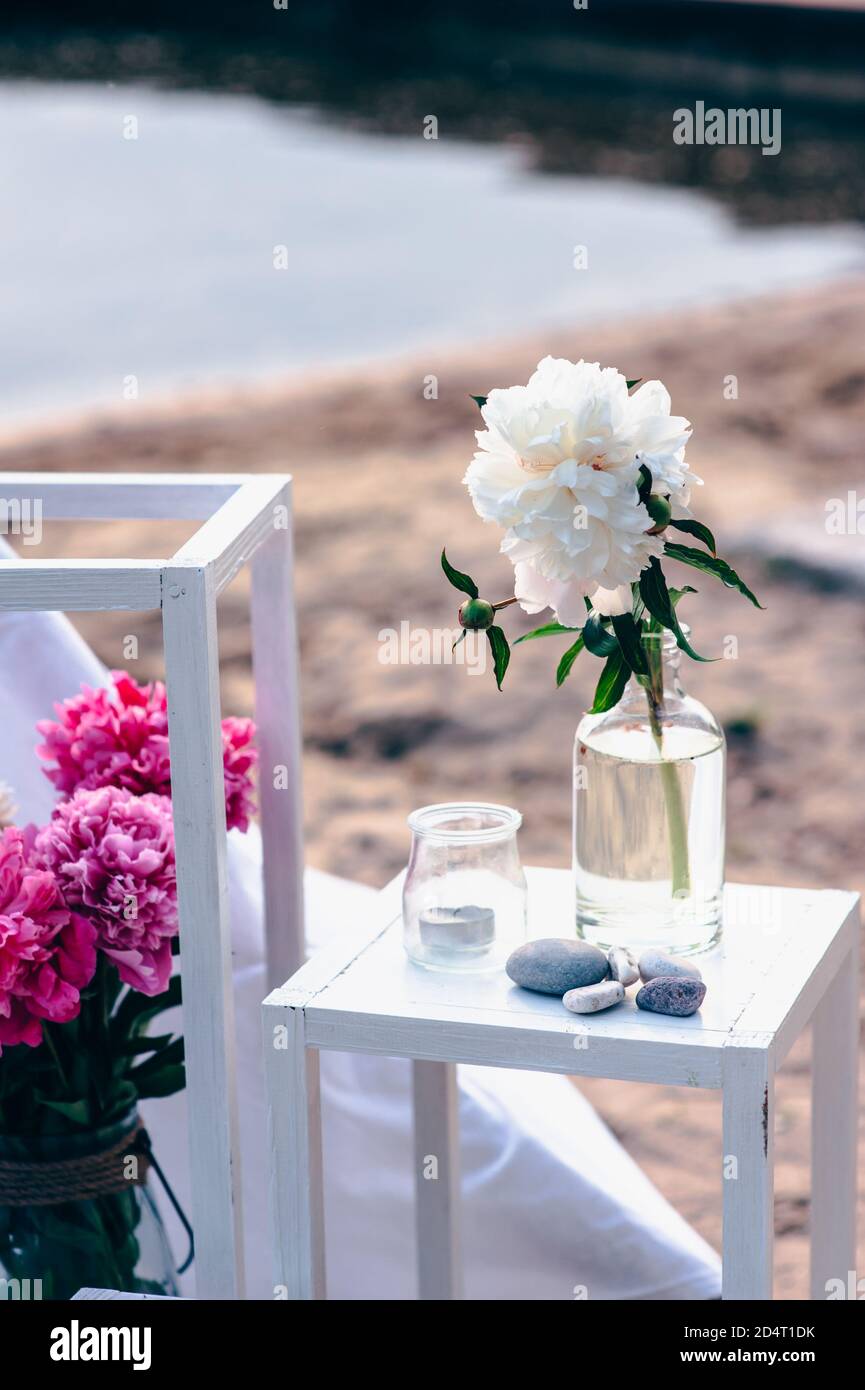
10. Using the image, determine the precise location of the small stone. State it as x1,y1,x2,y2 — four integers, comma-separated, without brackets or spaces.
607,946,639,987
563,980,625,1014
506,938,609,995
638,949,702,985
636,976,707,1017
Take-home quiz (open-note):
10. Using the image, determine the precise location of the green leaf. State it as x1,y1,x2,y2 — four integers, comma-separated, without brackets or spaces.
130,1064,186,1100
590,649,630,713
669,584,697,606
626,378,642,390
514,621,580,644
102,1080,138,1125
100,963,124,1015
582,613,618,658
668,518,717,555
556,635,585,686
639,558,713,662
440,548,478,599
119,1033,175,1058
130,1036,185,1081
636,463,653,505
487,625,510,690
110,974,182,1043
611,612,648,676
469,394,487,411
37,1097,91,1127
663,542,764,609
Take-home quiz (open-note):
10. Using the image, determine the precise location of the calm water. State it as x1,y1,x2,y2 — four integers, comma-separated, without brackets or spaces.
2,80,865,425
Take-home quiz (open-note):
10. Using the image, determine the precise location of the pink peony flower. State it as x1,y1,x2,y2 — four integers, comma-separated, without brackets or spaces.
37,787,178,997
0,826,97,1054
37,671,257,832
221,717,257,834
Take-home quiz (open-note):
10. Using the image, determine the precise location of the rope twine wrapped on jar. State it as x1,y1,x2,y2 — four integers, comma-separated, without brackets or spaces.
0,1119,151,1207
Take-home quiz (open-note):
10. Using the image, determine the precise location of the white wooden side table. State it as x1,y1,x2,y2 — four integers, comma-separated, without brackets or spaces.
262,869,860,1301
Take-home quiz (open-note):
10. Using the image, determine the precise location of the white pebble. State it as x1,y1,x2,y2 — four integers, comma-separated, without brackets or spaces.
638,949,702,984
607,946,639,986
562,980,625,1014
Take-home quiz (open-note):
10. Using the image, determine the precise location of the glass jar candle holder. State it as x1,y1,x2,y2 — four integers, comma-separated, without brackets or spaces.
403,803,528,972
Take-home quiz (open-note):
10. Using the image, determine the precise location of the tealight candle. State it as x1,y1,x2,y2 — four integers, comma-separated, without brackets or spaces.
418,905,495,951
403,803,528,972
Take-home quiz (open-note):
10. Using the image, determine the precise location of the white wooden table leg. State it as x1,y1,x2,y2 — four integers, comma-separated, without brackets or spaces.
251,487,305,991
264,1005,325,1300
412,1059,462,1300
163,562,244,1300
722,1039,775,1300
811,945,859,1300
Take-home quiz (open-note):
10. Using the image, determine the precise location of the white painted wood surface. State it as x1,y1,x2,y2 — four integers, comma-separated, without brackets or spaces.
735,894,859,1067
71,1289,183,1300
1,471,305,1301
264,867,860,1301
250,482,305,988
174,475,290,595
285,873,856,1085
0,471,246,519
263,1003,325,1300
810,938,860,1300
721,1037,775,1299
163,562,244,1300
412,1060,463,1300
0,560,163,611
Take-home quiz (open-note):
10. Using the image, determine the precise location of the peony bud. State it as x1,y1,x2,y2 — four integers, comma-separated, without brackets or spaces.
646,494,672,534
458,597,495,630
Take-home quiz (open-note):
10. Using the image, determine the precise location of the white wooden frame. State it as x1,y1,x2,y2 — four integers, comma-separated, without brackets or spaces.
0,471,305,1300
263,871,860,1302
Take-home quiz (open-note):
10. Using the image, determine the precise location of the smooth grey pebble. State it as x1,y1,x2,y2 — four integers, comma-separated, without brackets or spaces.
638,949,702,985
635,976,707,1017
563,980,625,1014
505,938,609,995
607,946,639,987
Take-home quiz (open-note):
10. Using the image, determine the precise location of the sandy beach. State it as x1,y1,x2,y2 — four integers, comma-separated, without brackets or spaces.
3,277,864,1297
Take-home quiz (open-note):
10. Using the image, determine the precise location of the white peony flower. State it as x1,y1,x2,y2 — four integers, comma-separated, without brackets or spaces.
463,356,697,622
624,377,699,513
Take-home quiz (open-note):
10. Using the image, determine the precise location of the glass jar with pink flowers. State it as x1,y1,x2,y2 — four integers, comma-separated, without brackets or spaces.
0,672,257,1298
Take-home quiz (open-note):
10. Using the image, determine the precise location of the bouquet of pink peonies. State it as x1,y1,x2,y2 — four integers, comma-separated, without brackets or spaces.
0,672,256,1299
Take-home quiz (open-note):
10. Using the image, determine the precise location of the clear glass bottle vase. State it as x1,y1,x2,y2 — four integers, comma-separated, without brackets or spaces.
573,630,725,955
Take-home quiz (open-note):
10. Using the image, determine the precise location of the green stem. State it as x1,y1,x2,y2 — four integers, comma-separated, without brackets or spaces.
640,639,691,899
42,1025,70,1095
